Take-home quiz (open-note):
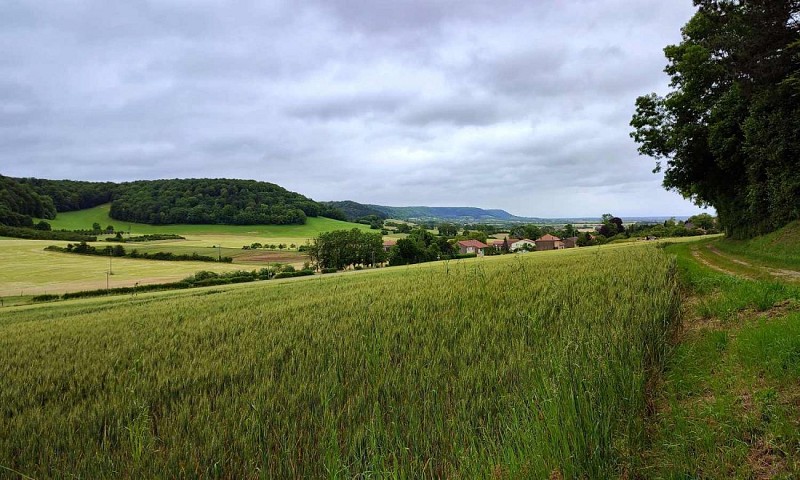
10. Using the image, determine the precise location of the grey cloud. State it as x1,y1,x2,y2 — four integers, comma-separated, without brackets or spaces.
1,0,708,217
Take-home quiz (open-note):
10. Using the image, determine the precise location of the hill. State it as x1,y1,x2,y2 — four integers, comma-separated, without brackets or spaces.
109,178,342,225
1,176,345,227
325,201,544,223
320,200,388,222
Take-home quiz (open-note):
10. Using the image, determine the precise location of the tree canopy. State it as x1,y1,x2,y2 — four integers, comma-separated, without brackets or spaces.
631,0,800,238
0,175,56,227
308,229,386,270
108,179,329,225
0,176,345,227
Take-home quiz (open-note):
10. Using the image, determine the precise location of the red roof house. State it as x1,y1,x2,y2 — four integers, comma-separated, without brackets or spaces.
535,234,564,251
457,239,488,256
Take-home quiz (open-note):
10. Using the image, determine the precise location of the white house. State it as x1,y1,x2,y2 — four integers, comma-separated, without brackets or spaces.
509,238,536,252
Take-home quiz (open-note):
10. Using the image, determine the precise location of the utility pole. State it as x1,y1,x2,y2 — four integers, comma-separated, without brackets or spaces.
106,272,109,290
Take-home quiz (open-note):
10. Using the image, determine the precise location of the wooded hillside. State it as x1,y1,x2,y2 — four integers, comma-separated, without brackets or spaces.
0,176,344,227
0,175,56,227
108,179,339,225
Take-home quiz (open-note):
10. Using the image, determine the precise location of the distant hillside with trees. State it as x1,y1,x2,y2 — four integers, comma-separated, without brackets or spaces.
320,201,388,222
14,177,116,212
0,176,345,227
109,179,342,225
324,200,545,223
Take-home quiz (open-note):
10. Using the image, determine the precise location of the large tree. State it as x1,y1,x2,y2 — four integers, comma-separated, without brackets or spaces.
631,0,800,238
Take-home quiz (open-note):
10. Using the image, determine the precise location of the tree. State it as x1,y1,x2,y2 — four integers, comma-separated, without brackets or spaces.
437,223,459,237
34,220,51,231
599,215,625,237
92,222,101,232
687,213,716,230
561,224,577,238
309,229,385,270
631,0,800,238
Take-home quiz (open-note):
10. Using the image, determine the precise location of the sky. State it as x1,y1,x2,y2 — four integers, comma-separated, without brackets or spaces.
1,0,710,218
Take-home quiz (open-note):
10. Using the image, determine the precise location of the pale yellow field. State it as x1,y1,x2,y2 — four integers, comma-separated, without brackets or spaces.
0,239,244,297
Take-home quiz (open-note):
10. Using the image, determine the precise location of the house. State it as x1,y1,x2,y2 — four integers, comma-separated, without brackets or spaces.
535,234,564,251
457,239,488,256
509,238,536,252
562,236,578,249
382,239,397,252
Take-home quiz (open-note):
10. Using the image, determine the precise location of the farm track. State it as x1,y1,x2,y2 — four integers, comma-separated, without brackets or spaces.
693,241,800,282
641,240,800,478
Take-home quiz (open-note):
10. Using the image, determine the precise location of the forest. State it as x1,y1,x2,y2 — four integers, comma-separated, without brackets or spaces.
0,176,345,227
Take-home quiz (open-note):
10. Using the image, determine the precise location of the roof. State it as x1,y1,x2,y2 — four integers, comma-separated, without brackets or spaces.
382,239,397,246
457,240,488,248
510,238,535,244
536,234,561,242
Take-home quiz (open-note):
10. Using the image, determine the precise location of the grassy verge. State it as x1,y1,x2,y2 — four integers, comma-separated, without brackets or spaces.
714,221,800,271
640,241,800,478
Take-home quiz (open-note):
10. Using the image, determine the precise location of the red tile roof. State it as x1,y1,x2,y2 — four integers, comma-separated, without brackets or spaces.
536,234,561,242
457,240,488,248
382,239,397,246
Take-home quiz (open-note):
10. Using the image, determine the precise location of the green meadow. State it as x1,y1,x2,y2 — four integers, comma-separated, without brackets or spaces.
1,244,679,478
44,204,373,244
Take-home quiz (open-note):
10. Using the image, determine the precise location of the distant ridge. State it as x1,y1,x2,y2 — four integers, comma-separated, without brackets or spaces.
324,200,698,224
323,201,545,223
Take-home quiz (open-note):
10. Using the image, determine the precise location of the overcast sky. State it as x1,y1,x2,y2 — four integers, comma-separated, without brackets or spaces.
1,0,709,217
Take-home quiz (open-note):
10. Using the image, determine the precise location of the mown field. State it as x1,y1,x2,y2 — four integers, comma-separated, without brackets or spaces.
1,244,679,478
0,239,244,298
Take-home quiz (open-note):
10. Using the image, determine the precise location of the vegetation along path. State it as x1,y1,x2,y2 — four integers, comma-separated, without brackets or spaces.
640,233,800,478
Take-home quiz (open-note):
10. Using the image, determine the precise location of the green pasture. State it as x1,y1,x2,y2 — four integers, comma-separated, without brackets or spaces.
1,243,679,478
43,204,372,242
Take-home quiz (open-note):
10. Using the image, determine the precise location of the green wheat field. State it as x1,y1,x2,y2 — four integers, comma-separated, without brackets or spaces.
1,245,678,478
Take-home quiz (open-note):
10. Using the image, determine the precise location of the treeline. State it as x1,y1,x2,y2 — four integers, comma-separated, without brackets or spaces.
33,267,314,302
308,229,386,270
108,179,341,225
45,242,233,263
106,233,185,243
631,1,800,237
0,225,96,242
0,176,346,228
0,175,57,226
389,229,460,266
14,177,115,212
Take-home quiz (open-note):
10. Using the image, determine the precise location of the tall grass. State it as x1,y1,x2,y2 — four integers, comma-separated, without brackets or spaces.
0,246,679,478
